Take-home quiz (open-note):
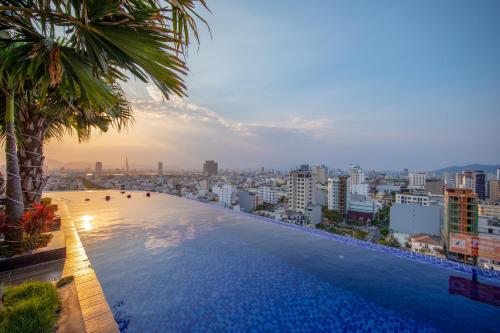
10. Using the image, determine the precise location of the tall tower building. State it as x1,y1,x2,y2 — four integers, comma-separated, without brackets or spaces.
327,176,350,221
125,156,129,173
289,167,314,213
158,161,163,175
203,160,218,177
444,188,478,264
348,165,365,188
473,171,486,200
348,165,368,196
95,161,103,175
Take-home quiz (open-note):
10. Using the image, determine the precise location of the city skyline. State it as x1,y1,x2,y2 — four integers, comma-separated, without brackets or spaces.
5,0,500,170
31,156,500,174
1,2,498,332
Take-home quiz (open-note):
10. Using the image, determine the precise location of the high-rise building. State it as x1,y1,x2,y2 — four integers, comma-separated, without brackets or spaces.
348,164,369,197
444,172,455,188
258,186,278,204
95,161,103,175
327,176,350,221
203,160,218,177
488,180,500,203
456,170,486,200
312,165,328,185
158,162,163,175
408,172,426,189
444,188,478,263
474,171,486,200
348,165,365,188
220,184,236,208
497,168,500,180
125,156,129,173
289,167,314,213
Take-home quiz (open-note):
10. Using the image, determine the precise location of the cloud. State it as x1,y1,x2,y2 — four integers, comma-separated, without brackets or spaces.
137,85,333,138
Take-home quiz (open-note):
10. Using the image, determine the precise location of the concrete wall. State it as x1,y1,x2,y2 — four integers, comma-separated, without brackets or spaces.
390,203,443,236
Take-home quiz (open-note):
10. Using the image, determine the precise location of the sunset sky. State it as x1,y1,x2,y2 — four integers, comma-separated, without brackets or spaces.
16,0,500,170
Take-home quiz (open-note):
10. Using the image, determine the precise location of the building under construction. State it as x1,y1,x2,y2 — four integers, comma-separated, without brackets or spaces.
444,188,478,264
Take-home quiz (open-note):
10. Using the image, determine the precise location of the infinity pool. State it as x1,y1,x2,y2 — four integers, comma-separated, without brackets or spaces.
53,191,499,332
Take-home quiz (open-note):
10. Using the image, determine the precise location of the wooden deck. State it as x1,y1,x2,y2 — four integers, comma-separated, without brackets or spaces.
59,200,119,333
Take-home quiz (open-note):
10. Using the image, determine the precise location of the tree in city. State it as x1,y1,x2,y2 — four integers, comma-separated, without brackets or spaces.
1,82,132,206
0,29,121,243
0,0,209,243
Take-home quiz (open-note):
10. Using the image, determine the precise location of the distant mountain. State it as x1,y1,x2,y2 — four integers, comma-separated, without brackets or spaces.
432,164,500,176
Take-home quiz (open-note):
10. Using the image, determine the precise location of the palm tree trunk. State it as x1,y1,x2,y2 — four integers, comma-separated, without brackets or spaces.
17,107,48,207
4,91,24,245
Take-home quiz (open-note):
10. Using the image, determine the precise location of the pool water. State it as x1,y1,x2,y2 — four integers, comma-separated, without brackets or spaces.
53,191,499,332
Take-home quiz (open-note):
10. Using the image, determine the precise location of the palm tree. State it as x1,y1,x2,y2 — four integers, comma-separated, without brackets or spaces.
0,1,209,218
1,83,132,206
0,32,121,244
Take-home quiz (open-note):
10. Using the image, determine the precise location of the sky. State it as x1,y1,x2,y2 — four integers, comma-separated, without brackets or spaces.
41,0,500,171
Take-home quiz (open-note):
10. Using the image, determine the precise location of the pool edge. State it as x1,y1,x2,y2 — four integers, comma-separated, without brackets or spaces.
59,200,120,333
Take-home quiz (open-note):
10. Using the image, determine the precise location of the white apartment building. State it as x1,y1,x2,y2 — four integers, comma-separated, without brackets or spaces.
327,176,350,215
395,193,430,206
220,184,236,208
348,165,365,188
258,186,278,204
289,168,314,213
479,203,500,219
351,183,369,197
409,172,426,189
478,216,500,237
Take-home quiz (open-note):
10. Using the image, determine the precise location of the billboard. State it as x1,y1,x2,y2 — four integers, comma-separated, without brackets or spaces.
449,233,500,261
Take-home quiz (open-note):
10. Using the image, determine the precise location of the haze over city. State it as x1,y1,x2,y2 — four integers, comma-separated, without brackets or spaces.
6,0,497,171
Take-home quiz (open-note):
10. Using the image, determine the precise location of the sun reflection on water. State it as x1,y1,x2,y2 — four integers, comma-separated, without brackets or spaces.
80,215,94,231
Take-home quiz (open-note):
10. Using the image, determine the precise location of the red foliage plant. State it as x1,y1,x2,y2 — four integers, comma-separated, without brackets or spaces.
22,204,54,236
